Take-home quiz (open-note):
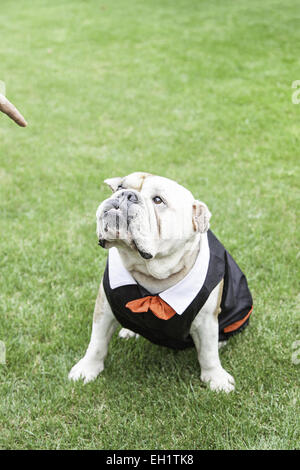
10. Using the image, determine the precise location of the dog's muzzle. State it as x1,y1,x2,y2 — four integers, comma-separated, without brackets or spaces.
98,190,139,246
98,191,153,260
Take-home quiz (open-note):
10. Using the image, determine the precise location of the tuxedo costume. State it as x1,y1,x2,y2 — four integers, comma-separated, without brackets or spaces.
103,230,253,350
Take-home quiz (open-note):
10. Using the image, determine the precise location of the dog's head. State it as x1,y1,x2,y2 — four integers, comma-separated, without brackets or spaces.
96,172,211,261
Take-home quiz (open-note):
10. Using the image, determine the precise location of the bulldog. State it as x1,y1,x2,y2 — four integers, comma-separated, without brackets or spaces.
69,172,253,392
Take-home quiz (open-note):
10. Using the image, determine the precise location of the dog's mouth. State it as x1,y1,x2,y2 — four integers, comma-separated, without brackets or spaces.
97,208,122,248
98,234,153,260
98,240,152,260
131,239,153,259
97,198,153,260
98,212,153,260
98,238,106,248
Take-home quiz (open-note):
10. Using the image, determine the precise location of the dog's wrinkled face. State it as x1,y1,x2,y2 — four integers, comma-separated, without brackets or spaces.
96,172,211,260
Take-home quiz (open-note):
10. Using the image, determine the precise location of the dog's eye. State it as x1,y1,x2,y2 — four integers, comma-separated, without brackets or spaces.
117,185,123,191
153,196,163,205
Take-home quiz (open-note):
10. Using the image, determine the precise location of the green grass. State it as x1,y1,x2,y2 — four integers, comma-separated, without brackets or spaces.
0,0,299,450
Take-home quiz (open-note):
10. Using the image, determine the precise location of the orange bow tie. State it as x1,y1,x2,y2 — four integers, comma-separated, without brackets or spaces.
125,296,176,321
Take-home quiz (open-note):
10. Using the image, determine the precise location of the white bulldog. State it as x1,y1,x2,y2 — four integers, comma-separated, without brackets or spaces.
69,172,253,392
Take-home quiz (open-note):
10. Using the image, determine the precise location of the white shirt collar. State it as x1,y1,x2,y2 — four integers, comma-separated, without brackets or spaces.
108,233,210,315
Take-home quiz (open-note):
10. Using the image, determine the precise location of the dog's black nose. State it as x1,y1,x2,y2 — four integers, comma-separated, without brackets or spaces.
122,190,138,204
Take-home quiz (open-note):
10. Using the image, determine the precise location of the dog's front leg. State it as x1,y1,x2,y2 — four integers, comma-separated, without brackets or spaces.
68,281,118,384
190,281,235,393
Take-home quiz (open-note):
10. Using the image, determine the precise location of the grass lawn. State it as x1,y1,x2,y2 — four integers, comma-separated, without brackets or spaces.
0,0,299,450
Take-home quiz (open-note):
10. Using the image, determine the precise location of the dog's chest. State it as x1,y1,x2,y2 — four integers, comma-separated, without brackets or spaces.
103,230,253,348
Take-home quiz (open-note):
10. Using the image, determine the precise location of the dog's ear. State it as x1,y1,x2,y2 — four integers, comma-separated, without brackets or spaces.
192,200,211,233
104,177,123,192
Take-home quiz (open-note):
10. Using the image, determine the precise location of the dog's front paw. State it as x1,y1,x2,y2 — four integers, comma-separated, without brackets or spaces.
118,328,139,339
201,367,235,393
68,356,104,384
